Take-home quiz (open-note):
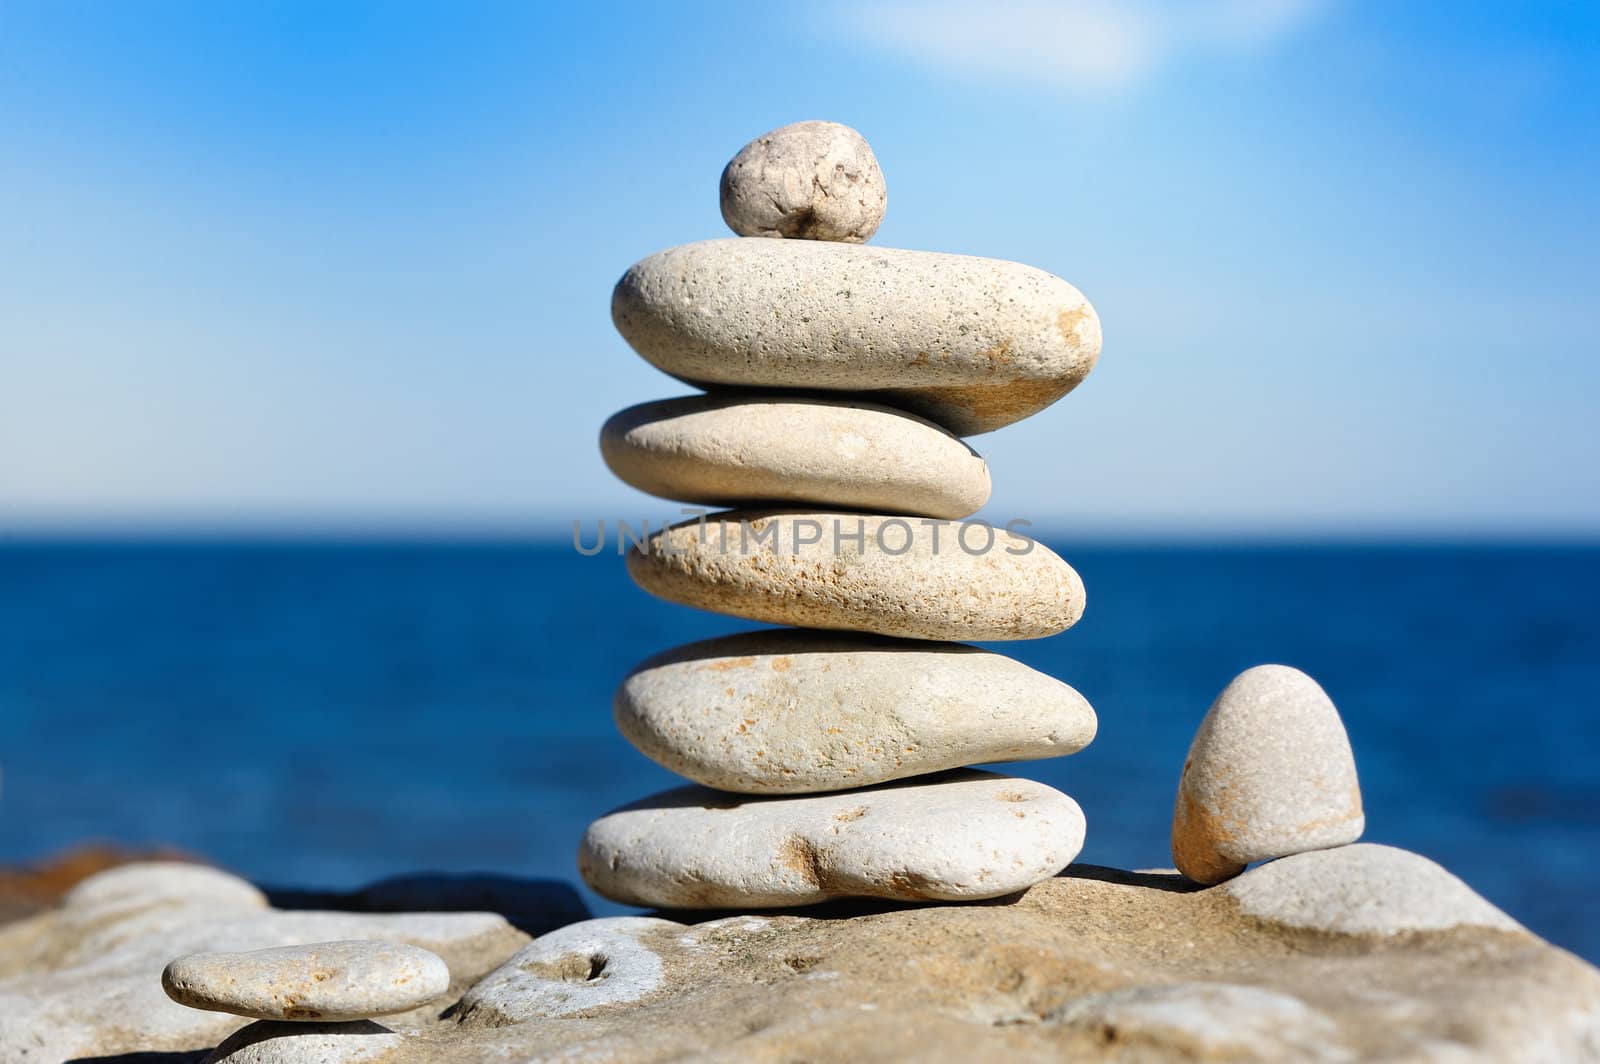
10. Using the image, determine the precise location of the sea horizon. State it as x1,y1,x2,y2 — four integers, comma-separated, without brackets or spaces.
2,538,1596,963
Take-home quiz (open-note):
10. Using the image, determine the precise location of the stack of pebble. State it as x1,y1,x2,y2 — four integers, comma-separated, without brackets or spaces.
580,120,1106,909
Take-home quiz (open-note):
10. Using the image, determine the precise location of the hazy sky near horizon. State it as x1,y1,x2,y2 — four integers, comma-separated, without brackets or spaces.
2,1,1597,535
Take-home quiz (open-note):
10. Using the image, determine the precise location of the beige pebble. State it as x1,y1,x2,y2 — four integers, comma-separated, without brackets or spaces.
626,510,1084,641
611,238,1101,435
1221,844,1523,935
578,770,1085,908
719,120,886,242
600,395,989,518
616,629,1095,793
1172,665,1364,884
162,940,450,1022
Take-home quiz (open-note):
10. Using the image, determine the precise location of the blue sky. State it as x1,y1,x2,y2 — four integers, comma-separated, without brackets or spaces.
1,0,1596,536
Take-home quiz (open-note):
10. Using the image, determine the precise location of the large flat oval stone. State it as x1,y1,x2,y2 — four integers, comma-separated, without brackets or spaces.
578,770,1085,908
600,395,990,518
611,239,1102,435
616,630,1096,793
626,510,1084,641
161,940,450,1021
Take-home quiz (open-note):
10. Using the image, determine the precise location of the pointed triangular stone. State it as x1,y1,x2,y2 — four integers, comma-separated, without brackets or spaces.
1172,665,1364,884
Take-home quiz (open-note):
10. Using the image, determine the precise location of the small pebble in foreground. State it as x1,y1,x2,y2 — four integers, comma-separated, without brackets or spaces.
719,120,886,242
162,940,450,1022
1172,664,1364,884
579,769,1085,908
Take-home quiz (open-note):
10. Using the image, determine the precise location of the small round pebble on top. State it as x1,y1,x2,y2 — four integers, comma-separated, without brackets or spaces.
719,120,886,243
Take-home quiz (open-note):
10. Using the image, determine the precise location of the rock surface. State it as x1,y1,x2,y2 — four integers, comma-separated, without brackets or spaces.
627,510,1085,641
1222,843,1523,935
578,770,1086,908
612,238,1102,435
1172,664,1364,883
0,862,532,1061
719,120,886,242
163,940,451,1021
600,395,991,518
1047,981,1347,1061
457,917,680,1025
8,856,1600,1062
615,629,1096,793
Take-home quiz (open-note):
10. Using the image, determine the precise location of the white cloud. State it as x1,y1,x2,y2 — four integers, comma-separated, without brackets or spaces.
840,0,1329,94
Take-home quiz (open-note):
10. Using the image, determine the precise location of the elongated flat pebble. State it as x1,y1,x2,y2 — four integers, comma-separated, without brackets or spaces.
600,395,990,518
1172,665,1364,884
162,940,450,1021
616,630,1096,793
611,239,1101,435
627,510,1084,641
578,770,1085,908
719,120,886,242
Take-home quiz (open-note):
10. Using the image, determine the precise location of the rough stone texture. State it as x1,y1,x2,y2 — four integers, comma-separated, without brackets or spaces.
611,238,1102,435
719,120,886,243
1223,844,1524,935
615,629,1096,793
0,862,530,1061
7,856,1600,1062
457,917,679,1025
578,770,1086,908
600,394,991,519
163,940,451,1021
627,510,1085,641
1172,664,1364,883
1046,982,1348,1061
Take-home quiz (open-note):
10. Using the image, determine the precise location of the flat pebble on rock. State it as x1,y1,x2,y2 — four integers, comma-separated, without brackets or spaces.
163,940,451,1022
1172,665,1364,884
719,120,886,243
0,862,527,1062
616,629,1096,793
600,395,990,518
627,510,1084,641
3,853,1595,1061
1222,844,1523,936
612,239,1102,435
578,769,1085,908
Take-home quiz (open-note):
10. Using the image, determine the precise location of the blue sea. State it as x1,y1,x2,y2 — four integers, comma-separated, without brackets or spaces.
1,540,1596,961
